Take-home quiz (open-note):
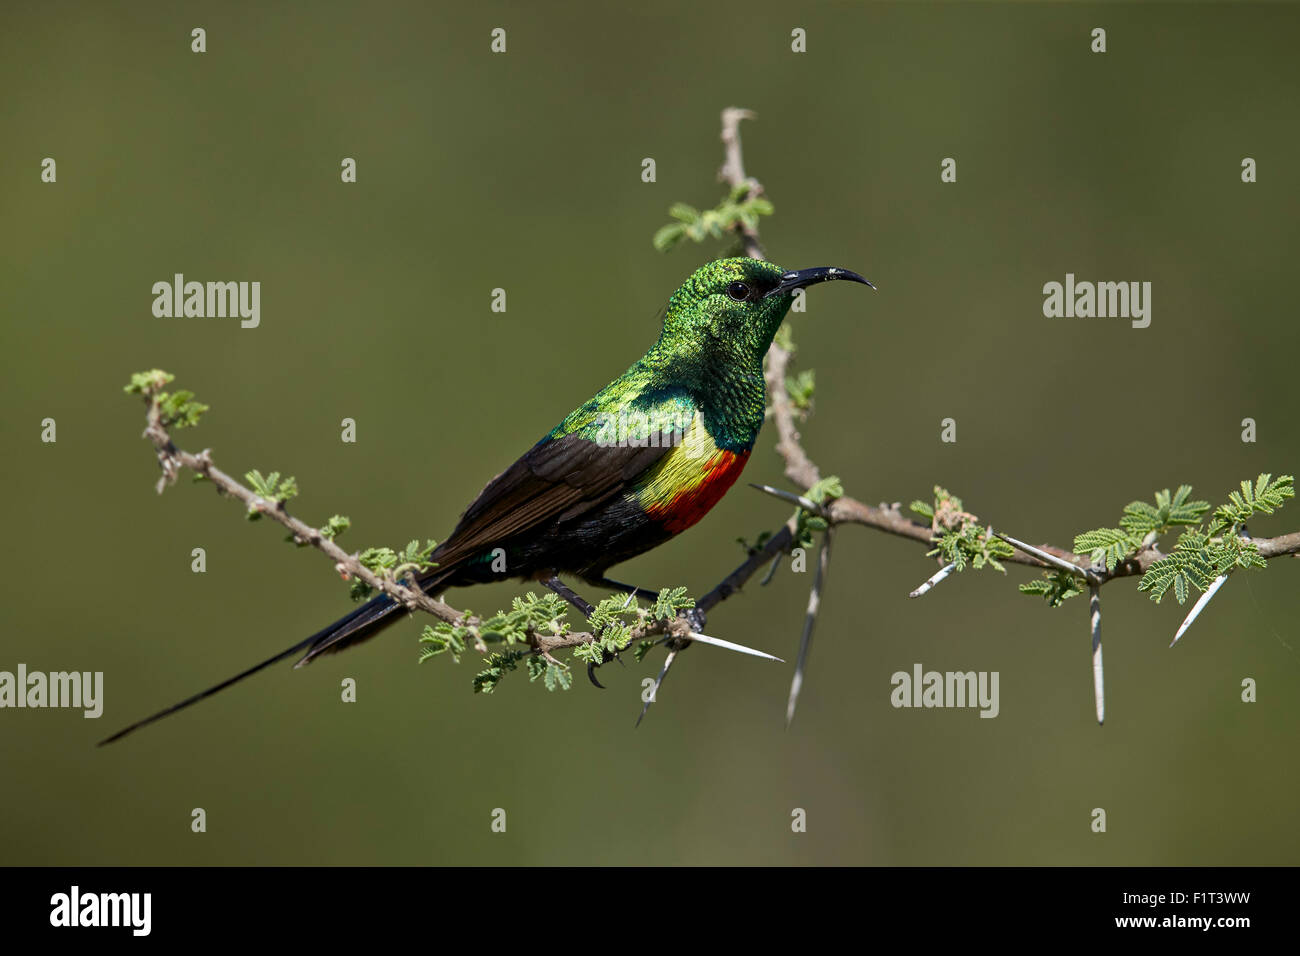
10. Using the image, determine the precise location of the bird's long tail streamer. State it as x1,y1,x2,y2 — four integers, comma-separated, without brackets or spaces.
98,592,403,745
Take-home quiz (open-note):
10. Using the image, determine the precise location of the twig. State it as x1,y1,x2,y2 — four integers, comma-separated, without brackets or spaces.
717,107,820,491
698,521,797,613
142,397,458,625
719,107,765,260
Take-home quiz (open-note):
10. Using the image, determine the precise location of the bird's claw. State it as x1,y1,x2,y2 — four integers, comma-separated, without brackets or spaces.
586,646,618,689
684,606,707,633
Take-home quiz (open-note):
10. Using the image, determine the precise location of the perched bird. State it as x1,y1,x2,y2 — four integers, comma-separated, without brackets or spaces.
101,257,872,743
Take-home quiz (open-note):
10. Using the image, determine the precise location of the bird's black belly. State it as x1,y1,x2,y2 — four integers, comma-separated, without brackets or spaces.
449,492,674,587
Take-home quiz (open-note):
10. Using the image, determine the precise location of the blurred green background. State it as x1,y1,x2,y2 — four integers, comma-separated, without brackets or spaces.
2,1,1297,865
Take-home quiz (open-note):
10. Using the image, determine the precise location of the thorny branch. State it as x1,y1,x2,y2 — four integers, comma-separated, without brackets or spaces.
717,107,1299,724
131,109,1300,727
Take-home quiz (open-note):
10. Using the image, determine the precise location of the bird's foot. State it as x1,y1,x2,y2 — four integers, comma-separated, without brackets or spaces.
587,605,702,688
586,646,623,689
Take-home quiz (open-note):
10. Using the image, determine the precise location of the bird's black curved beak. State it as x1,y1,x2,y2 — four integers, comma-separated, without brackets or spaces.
765,266,875,298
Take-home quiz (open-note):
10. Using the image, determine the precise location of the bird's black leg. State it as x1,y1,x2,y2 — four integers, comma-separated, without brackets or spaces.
542,575,596,617
541,575,614,689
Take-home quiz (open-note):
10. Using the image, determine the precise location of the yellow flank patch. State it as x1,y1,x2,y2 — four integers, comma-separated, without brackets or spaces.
637,414,750,533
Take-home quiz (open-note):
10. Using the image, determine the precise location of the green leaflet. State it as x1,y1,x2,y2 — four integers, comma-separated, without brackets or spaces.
653,186,774,252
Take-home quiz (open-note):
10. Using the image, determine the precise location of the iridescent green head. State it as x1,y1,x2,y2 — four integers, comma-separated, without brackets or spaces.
658,258,873,367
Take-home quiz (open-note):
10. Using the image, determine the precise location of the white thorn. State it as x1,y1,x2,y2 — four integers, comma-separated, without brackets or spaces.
686,631,784,662
636,648,678,727
749,482,823,514
994,531,1094,579
1171,572,1230,647
910,561,956,598
787,530,832,727
785,670,804,728
1089,584,1104,725
1092,642,1105,726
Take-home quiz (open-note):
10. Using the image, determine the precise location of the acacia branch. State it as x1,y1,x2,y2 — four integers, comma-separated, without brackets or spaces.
143,398,454,621
719,112,821,491
712,106,1298,720
716,108,1300,588
719,107,766,262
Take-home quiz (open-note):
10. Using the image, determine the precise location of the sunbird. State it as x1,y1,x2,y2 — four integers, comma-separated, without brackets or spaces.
102,258,872,743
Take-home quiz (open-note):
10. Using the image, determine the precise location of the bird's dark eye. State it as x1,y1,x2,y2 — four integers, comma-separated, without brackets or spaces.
726,281,750,301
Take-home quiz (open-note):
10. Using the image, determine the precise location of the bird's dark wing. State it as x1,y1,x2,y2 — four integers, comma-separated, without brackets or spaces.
291,430,682,669
297,387,697,666
426,431,676,573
